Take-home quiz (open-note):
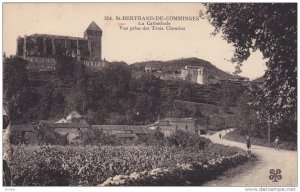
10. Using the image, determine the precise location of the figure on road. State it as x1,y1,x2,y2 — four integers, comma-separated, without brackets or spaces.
219,133,222,139
274,136,280,150
246,136,251,156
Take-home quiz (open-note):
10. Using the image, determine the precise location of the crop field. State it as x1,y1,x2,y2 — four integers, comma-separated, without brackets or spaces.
8,143,246,186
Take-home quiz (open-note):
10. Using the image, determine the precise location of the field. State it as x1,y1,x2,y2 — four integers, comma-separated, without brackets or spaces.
9,142,247,186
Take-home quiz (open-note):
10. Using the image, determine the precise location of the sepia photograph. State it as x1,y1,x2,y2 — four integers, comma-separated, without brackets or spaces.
2,2,297,189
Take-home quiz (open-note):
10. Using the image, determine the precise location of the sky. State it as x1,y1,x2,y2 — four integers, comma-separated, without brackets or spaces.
3,3,267,80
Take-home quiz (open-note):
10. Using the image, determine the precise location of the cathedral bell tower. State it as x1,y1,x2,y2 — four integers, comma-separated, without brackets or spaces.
84,21,102,61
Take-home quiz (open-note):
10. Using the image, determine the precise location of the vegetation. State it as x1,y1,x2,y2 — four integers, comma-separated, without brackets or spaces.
3,56,35,123
10,123,67,145
5,55,295,148
224,131,297,151
205,4,297,146
77,128,120,146
9,133,246,186
4,55,259,133
205,3,297,124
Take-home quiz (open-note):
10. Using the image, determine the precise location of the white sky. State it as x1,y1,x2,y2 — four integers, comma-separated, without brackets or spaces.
3,3,267,80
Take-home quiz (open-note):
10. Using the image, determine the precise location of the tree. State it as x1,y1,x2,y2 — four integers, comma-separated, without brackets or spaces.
55,56,85,86
3,56,35,123
130,74,161,124
3,56,29,98
205,3,296,123
85,62,133,124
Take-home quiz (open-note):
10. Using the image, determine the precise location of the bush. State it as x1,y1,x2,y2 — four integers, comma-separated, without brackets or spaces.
10,124,67,145
77,128,120,146
135,129,165,146
166,130,211,150
10,146,70,186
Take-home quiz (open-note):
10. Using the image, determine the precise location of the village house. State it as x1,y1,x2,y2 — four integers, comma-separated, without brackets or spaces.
147,117,198,137
43,122,90,143
10,124,34,144
91,125,151,142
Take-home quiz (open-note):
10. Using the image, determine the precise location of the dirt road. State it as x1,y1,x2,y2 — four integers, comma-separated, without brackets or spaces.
202,130,297,187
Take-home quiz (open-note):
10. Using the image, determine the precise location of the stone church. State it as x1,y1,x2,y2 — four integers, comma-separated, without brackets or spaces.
16,21,105,71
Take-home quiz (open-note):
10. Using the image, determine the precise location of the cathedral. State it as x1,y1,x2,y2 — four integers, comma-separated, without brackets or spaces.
16,21,105,71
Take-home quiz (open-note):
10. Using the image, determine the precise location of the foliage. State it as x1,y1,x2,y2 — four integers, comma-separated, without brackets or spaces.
3,56,30,98
205,3,297,123
78,128,120,146
10,146,70,186
224,129,297,151
101,152,248,186
10,124,67,145
4,56,259,129
38,85,66,120
9,143,244,186
85,62,133,124
55,56,85,84
166,130,209,150
130,74,162,124
3,56,36,123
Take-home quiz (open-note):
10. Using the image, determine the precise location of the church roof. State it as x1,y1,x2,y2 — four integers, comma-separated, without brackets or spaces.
85,21,102,32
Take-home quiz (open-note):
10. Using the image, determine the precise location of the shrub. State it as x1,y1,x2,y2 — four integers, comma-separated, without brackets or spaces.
10,123,67,145
78,128,120,146
166,130,211,149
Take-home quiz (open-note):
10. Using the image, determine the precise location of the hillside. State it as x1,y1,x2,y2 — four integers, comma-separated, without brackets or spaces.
5,56,255,128
130,57,237,80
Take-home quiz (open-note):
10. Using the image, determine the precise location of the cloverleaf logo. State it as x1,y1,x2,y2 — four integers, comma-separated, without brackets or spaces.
269,169,282,182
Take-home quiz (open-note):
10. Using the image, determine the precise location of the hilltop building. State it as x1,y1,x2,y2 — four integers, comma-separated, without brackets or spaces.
16,21,105,71
181,66,208,85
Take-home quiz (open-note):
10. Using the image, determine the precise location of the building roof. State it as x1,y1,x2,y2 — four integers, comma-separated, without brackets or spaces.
91,125,151,134
160,117,195,122
198,126,207,130
182,66,206,70
43,123,90,129
66,111,83,121
28,34,86,41
10,124,33,132
85,21,102,32
117,134,136,138
56,118,69,123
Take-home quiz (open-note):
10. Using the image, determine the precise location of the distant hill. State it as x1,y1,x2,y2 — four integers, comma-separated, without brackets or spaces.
129,57,238,80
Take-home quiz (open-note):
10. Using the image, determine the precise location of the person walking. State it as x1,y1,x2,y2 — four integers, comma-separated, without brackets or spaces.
246,136,251,157
219,133,222,139
274,136,280,150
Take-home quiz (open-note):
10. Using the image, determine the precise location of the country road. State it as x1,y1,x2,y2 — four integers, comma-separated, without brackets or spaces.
202,130,297,187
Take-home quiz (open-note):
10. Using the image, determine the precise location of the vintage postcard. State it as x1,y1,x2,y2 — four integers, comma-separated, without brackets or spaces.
2,2,297,190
